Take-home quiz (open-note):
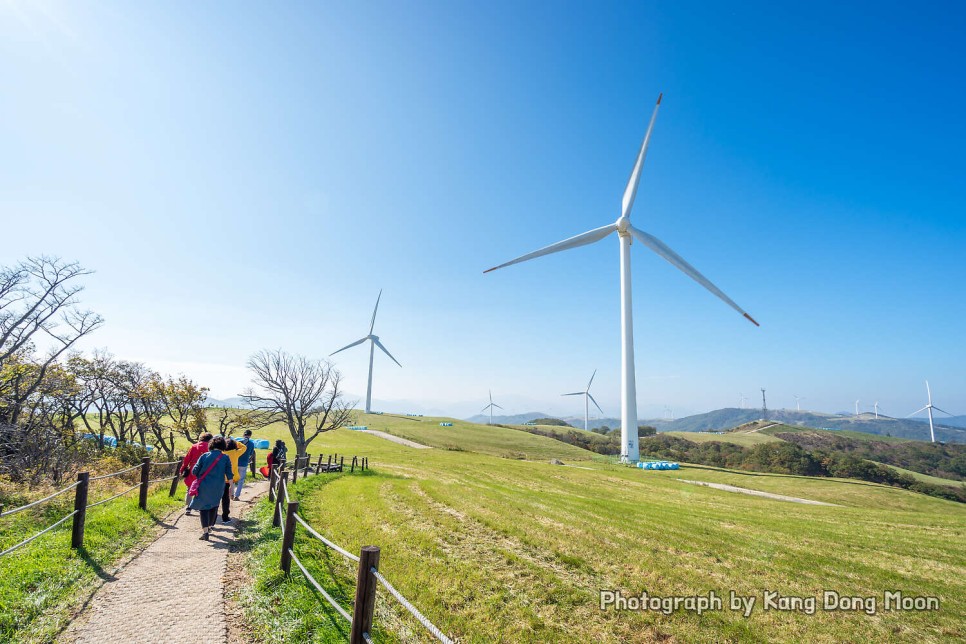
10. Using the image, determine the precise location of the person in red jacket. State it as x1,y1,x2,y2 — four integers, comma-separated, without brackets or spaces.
180,433,213,515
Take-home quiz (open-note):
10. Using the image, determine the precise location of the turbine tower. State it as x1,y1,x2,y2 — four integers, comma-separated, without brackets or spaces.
908,381,952,443
483,94,758,462
738,393,747,409
855,400,860,417
793,395,805,412
873,401,879,419
330,290,402,414
481,390,503,425
562,370,603,432
761,388,767,421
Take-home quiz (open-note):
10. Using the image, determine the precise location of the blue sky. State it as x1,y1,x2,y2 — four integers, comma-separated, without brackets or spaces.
2,1,964,419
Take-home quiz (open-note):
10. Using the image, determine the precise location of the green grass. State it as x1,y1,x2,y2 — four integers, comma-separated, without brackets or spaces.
0,482,181,642
664,430,782,447
236,419,966,643
871,462,966,488
345,413,597,461
758,424,913,443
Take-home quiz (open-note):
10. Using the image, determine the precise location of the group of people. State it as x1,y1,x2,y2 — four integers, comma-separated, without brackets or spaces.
178,432,289,540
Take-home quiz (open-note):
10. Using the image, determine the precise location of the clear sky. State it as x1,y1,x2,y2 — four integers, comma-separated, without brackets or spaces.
2,1,964,420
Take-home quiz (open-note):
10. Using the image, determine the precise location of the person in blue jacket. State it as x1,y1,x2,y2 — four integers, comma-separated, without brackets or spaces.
190,435,235,541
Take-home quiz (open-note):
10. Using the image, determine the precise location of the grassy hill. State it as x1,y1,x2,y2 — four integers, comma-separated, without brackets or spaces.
235,418,966,643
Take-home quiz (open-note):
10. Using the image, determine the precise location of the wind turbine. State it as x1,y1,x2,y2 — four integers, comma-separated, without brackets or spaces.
483,94,759,462
873,401,879,419
562,370,603,432
481,390,503,425
738,393,747,409
330,289,401,414
794,395,805,412
908,381,952,443
854,400,860,417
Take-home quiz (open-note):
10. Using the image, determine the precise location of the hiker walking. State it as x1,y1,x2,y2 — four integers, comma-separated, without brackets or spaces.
221,438,247,523
234,429,256,500
189,436,234,540
180,432,212,516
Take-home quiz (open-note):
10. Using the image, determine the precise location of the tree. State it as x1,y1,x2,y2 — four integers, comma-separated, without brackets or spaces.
0,257,103,426
242,349,354,458
638,425,657,437
212,406,256,438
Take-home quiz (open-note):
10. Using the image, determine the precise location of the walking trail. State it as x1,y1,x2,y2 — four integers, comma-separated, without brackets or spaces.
677,479,841,506
360,429,431,449
61,479,269,643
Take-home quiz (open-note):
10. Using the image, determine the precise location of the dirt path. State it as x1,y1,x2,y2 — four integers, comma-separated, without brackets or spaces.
360,430,432,449
61,479,269,643
677,479,841,506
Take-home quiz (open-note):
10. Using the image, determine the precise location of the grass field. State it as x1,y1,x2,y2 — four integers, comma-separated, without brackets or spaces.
663,430,781,447
0,477,181,643
235,414,966,643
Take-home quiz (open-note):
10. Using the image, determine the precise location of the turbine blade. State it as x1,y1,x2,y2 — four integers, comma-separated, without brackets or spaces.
369,289,382,335
481,404,491,413
932,406,954,416
330,337,368,356
493,403,504,410
629,225,760,326
907,406,928,417
372,337,401,367
622,93,663,219
926,380,932,404
484,224,616,273
587,369,597,391
562,392,584,397
587,393,604,415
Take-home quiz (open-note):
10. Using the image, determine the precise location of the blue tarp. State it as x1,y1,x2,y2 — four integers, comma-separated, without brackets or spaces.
637,461,679,470
347,425,369,430
439,422,453,427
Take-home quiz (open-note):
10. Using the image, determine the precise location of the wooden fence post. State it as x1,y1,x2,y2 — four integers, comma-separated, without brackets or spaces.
326,455,332,471
273,471,288,528
71,472,89,549
340,456,344,471
139,456,150,510
279,500,299,573
169,455,181,497
351,456,356,473
315,454,324,474
350,546,381,644
292,456,300,484
364,457,368,471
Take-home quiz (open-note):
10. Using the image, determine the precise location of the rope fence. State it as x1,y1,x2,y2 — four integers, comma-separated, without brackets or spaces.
270,459,452,644
89,464,142,481
0,510,78,558
86,484,142,509
0,480,80,518
371,568,453,644
1,453,188,558
289,548,353,622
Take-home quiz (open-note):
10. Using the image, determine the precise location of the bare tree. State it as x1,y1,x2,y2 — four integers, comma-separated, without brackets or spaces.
242,349,354,459
0,257,103,426
212,406,256,438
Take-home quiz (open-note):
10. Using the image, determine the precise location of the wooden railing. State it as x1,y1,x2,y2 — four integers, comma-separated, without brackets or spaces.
0,457,182,557
269,460,452,644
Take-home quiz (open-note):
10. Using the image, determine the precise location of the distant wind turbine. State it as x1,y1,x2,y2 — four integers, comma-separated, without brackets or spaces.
330,290,401,414
794,395,805,412
738,393,747,409
873,401,880,419
481,390,503,425
484,94,759,462
908,381,952,443
562,370,603,432
855,400,860,417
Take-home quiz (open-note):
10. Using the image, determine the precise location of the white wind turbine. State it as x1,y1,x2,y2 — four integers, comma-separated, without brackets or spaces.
854,400,861,417
562,370,604,432
738,393,747,409
484,94,758,462
330,289,401,414
908,381,952,443
481,390,503,425
794,395,805,412
873,401,880,419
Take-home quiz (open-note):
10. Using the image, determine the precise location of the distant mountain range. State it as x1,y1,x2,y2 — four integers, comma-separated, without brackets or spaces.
468,408,966,444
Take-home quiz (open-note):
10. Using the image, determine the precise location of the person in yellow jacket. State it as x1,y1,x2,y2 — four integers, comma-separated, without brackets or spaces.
220,438,248,523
